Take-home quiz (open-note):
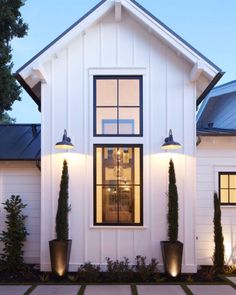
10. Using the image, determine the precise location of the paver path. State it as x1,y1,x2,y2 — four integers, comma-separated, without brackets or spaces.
30,285,80,295
137,285,186,295
84,285,131,295
0,285,31,295
188,285,236,295
226,277,236,285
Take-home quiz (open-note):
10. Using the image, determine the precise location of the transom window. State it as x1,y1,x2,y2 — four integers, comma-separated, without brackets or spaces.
94,145,143,225
94,76,142,136
219,172,236,205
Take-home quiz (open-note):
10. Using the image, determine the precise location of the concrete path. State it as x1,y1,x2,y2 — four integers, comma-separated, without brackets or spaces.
187,285,236,295
227,276,236,284
137,285,186,295
84,285,131,295
0,282,236,295
30,285,80,295
0,285,31,295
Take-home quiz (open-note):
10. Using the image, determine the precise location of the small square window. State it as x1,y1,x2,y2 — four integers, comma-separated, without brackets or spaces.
219,172,236,205
94,76,142,136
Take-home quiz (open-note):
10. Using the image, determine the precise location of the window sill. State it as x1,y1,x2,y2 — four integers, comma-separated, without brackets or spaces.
221,205,236,208
89,225,147,229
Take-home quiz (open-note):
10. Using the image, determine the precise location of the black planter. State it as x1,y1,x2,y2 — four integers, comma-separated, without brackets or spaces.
49,239,72,277
161,241,183,278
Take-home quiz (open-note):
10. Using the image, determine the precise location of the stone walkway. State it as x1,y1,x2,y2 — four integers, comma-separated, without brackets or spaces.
0,278,235,295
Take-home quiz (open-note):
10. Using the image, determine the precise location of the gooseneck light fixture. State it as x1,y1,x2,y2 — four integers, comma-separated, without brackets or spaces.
161,129,181,150
55,129,74,150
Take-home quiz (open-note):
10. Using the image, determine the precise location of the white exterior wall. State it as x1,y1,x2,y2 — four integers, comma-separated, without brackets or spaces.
196,136,236,265
41,9,197,272
0,161,41,263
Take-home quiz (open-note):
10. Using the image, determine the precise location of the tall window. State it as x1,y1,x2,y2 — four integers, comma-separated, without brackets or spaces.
94,76,142,136
94,145,143,225
219,172,236,205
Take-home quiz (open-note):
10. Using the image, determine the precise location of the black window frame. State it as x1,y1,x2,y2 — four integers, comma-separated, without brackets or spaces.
219,172,236,205
93,75,143,137
93,144,143,226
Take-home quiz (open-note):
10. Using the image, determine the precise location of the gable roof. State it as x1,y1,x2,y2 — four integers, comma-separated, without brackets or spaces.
15,0,223,109
197,80,236,135
0,124,41,160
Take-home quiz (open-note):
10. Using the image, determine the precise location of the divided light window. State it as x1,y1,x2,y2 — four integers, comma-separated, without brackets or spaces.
219,172,236,205
94,76,142,136
94,145,143,225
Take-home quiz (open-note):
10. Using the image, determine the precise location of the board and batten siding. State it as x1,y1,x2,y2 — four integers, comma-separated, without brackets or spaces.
0,161,40,263
41,8,196,272
196,136,236,265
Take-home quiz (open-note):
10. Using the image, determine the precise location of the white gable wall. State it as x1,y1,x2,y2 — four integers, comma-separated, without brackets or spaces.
0,161,41,263
197,136,236,265
40,8,197,272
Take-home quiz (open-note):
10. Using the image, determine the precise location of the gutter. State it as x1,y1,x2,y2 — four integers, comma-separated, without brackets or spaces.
196,71,224,107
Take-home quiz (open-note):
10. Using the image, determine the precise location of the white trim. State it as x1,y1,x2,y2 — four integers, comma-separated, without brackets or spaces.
88,67,147,76
89,226,147,229
190,61,204,82
115,0,122,22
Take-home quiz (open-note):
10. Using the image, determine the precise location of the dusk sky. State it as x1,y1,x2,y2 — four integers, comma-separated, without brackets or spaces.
9,0,236,123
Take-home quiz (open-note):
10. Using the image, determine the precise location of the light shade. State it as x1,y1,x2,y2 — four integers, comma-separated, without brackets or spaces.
55,130,74,150
161,129,181,150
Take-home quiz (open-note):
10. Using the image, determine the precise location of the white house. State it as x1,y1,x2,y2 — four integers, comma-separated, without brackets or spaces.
196,80,236,265
1,0,226,272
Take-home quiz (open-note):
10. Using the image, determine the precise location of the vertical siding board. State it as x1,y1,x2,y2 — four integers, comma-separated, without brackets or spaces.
0,162,40,263
197,137,236,265
68,36,85,264
101,12,117,67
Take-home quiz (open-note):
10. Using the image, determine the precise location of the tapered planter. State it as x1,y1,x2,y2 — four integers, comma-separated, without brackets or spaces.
49,239,72,277
161,241,183,278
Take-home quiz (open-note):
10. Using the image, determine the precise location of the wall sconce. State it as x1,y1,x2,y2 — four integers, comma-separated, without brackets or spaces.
161,129,181,150
55,129,74,150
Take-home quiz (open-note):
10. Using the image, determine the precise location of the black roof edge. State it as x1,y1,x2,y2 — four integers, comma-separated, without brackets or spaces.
131,0,223,72
0,159,40,161
15,0,107,74
0,123,40,126
15,73,41,111
196,71,225,107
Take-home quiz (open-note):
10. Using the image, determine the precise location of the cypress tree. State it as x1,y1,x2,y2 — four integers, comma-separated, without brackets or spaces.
213,192,225,273
56,160,70,240
168,159,178,243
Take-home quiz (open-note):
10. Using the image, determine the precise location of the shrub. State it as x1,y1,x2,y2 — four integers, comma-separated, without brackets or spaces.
0,195,28,271
77,262,100,282
133,255,159,282
213,192,225,273
106,257,132,282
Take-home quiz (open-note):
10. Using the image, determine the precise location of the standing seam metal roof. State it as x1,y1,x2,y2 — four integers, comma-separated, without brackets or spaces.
0,124,41,160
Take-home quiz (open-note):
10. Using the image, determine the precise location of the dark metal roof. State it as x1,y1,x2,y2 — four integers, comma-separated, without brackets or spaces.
197,127,236,136
15,0,223,107
0,124,41,160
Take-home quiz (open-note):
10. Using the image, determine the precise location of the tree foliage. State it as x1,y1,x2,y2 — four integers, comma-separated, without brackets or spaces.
213,192,225,273
0,0,28,115
0,195,28,271
0,111,15,123
167,159,179,243
56,159,70,240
